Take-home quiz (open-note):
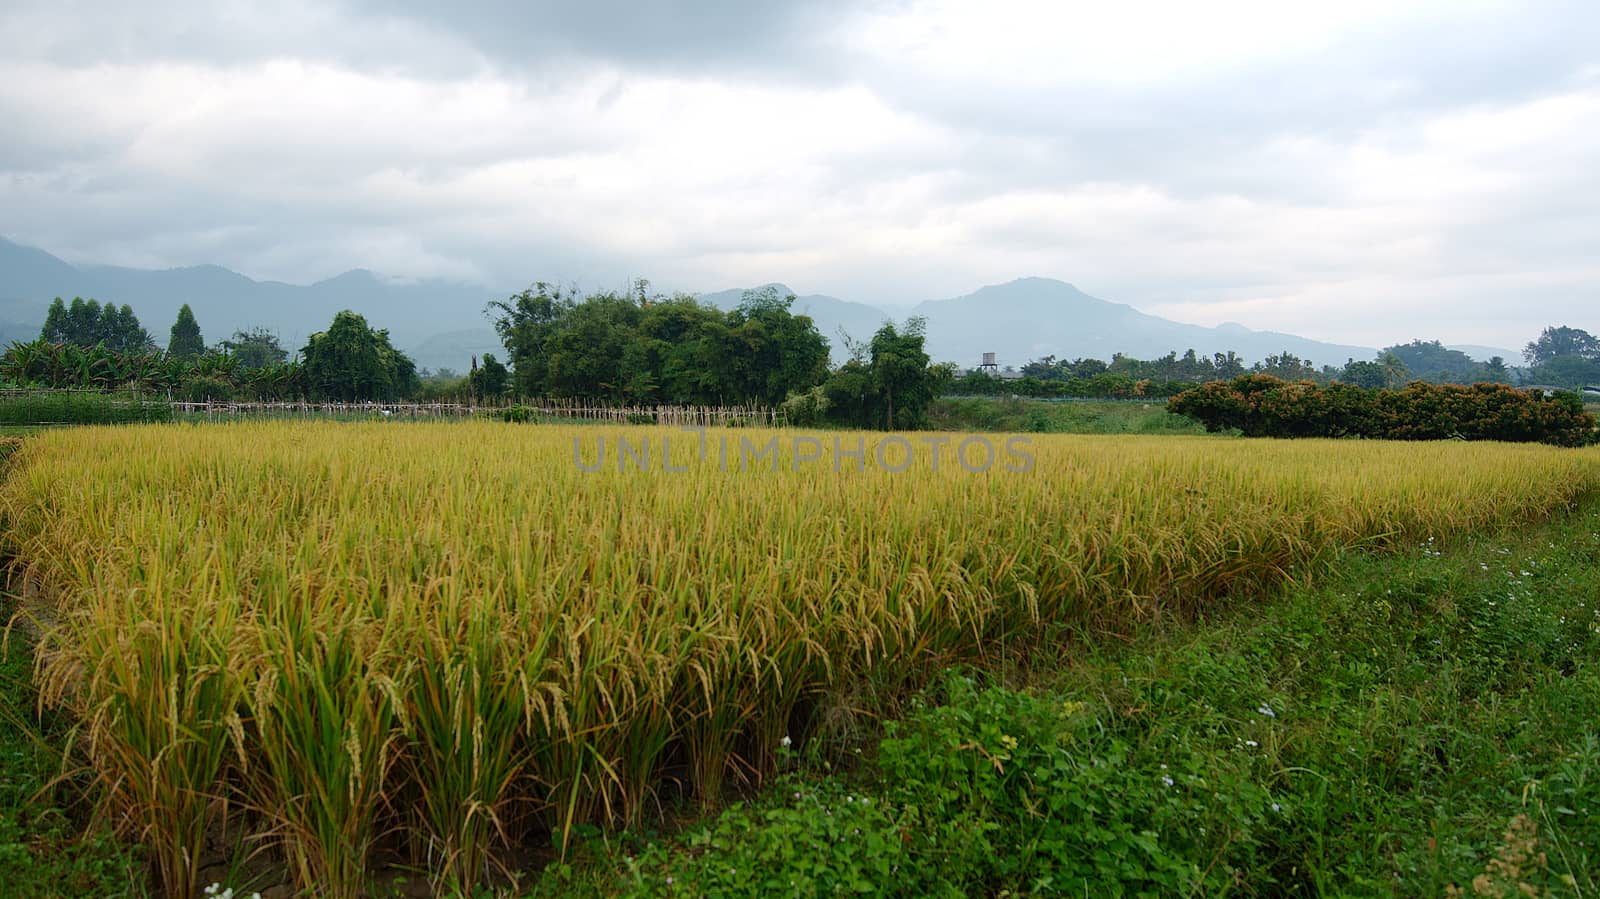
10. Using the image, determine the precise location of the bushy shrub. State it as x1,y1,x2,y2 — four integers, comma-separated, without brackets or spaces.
1169,376,1596,446
178,376,235,403
779,385,831,428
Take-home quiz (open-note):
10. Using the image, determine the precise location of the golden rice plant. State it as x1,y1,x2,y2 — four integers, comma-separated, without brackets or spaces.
2,422,1596,895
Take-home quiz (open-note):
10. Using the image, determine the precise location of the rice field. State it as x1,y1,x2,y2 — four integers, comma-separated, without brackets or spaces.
3,421,1598,897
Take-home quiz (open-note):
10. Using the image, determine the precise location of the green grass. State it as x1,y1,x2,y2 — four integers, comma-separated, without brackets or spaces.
1,594,146,897
928,396,1205,434
533,492,1600,897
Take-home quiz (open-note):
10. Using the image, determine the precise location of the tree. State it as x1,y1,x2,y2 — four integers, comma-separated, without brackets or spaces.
470,353,510,399
1377,351,1411,388
1382,340,1486,384
487,282,577,398
168,304,205,358
486,279,830,406
1524,326,1600,367
218,327,289,370
1338,358,1388,389
727,287,830,406
1483,355,1510,384
868,318,936,429
40,297,153,352
40,298,68,343
300,310,418,401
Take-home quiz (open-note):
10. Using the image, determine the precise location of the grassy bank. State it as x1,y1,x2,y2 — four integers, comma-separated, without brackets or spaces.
544,491,1600,896
2,592,142,896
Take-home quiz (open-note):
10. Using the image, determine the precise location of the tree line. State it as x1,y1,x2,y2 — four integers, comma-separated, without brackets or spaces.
486,281,952,429
9,291,1593,420
8,299,416,402
5,285,956,428
952,327,1598,400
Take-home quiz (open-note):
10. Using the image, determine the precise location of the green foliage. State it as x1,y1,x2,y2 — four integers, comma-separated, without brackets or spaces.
634,670,1270,896
593,495,1600,897
1338,358,1389,388
167,304,205,359
1,339,312,400
0,392,172,425
926,397,1205,435
39,297,154,353
810,320,951,429
778,384,830,428
299,310,418,401
1169,375,1598,445
470,352,510,399
487,280,829,406
1,623,145,896
1525,325,1600,367
1382,339,1485,384
1015,350,1246,386
217,327,289,370
1522,326,1600,389
179,375,235,403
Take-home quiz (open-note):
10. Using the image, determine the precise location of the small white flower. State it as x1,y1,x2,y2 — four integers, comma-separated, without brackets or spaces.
1245,740,1259,748
780,735,792,748
1257,704,1277,718
1271,803,1282,812
1161,775,1175,787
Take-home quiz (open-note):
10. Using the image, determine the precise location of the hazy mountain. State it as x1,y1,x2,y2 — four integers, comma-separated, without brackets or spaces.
4,237,1397,373
0,237,497,357
901,277,1377,368
407,328,505,374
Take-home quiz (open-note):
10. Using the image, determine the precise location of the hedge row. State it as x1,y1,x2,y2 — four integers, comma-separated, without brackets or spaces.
0,392,174,426
1167,376,1596,446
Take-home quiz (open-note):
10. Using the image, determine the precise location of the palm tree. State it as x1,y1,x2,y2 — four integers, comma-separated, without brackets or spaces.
1378,351,1411,388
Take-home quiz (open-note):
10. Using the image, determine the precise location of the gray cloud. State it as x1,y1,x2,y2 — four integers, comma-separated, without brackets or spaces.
0,0,1597,349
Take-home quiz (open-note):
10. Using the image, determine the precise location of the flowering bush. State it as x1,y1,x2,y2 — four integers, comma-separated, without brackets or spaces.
1169,376,1596,446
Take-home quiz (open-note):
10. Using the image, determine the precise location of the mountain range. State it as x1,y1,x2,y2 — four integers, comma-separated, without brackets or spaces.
0,237,1513,373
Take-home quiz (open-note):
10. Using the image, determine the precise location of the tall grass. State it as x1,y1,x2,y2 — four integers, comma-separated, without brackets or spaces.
3,422,1598,895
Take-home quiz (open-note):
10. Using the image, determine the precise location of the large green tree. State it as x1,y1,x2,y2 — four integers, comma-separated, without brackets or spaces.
815,318,951,429
1382,340,1486,384
1524,326,1600,367
487,282,576,398
300,310,418,401
168,304,205,358
469,353,510,399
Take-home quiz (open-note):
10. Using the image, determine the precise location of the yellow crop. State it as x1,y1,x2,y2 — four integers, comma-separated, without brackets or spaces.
3,421,1597,896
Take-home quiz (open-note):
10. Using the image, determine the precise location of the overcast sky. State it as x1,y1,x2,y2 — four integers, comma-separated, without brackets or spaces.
1,0,1597,348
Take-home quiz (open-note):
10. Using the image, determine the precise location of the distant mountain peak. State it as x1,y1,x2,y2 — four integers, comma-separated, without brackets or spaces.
316,268,380,286
0,236,1388,373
